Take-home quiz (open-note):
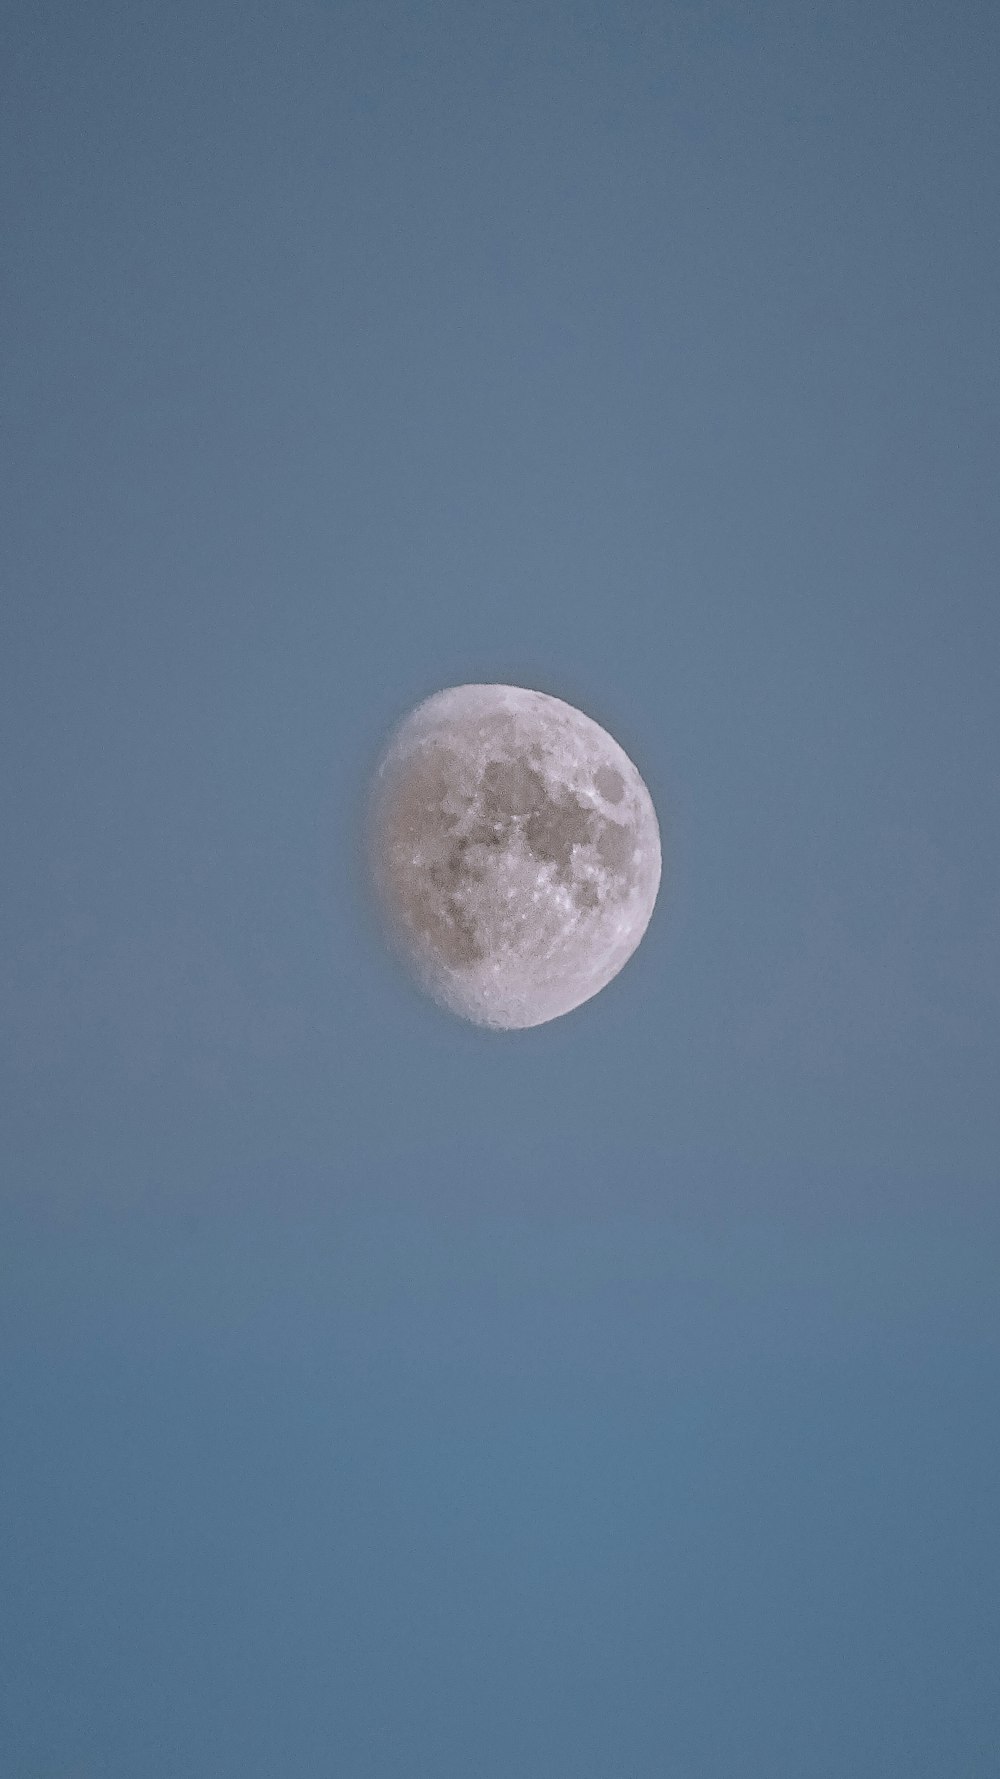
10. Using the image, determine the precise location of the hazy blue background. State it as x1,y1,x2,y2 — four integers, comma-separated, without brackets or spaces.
3,1,998,1773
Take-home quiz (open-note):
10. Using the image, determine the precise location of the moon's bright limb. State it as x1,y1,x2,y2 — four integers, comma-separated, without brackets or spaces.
367,684,661,1028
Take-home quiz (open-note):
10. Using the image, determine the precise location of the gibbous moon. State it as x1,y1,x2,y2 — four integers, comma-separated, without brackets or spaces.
367,684,661,1028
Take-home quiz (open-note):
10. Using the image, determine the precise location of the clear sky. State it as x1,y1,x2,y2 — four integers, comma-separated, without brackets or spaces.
2,1,998,1773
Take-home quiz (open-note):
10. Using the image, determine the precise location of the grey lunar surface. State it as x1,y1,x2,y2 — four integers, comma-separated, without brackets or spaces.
368,685,661,1028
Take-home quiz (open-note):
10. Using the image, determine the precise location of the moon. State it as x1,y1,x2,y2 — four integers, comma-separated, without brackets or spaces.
367,684,661,1028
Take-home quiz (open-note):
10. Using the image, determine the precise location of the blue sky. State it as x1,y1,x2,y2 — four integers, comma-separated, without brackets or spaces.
2,2,998,1773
